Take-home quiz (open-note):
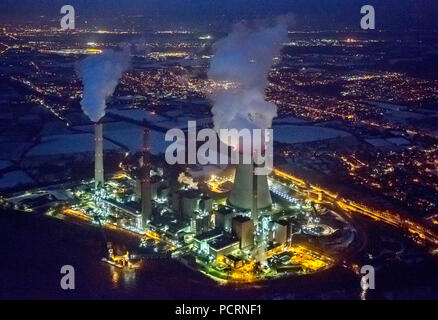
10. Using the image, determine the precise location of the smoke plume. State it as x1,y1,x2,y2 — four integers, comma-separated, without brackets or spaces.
76,49,130,122
208,18,291,134
178,172,198,190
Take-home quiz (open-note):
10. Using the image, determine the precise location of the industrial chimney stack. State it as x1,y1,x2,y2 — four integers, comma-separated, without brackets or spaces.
140,128,152,227
251,162,259,225
94,122,104,189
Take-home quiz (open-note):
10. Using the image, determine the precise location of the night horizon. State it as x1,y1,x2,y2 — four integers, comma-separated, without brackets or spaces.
0,1,437,30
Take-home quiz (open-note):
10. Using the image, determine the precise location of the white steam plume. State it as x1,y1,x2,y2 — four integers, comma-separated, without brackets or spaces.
178,172,198,190
208,19,291,134
76,49,130,122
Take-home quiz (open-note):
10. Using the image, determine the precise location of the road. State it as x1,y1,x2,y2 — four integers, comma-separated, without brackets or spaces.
271,168,438,250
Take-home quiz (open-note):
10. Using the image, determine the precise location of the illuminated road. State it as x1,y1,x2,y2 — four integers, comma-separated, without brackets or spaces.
271,168,438,249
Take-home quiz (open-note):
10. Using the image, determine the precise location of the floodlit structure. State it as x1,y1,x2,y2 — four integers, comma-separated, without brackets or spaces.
94,122,104,189
232,215,254,249
228,160,272,222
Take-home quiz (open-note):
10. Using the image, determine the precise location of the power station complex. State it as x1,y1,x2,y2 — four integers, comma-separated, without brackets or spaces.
62,120,340,281
94,120,274,246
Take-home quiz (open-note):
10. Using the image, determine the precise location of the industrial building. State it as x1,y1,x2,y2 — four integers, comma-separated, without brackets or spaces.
193,230,240,260
232,215,254,249
269,220,292,245
214,205,237,233
102,198,142,229
172,189,213,219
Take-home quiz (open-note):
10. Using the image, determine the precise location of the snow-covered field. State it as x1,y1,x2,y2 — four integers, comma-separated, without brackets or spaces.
27,133,121,157
108,109,212,130
366,137,411,148
273,125,351,144
377,102,438,124
73,121,171,155
103,127,171,155
0,142,33,161
25,119,353,159
0,170,34,190
273,116,309,125
108,109,167,123
0,160,13,171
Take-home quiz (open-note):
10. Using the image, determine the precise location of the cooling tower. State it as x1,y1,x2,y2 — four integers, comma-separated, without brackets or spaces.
140,128,152,227
94,122,104,189
228,160,272,213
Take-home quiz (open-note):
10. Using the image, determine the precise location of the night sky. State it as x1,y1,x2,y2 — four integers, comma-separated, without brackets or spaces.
0,0,437,30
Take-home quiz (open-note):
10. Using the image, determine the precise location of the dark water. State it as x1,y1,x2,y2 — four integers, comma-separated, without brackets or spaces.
0,209,437,300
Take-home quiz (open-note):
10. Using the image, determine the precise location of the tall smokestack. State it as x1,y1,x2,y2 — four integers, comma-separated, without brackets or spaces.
252,162,258,225
76,48,130,191
141,128,152,227
94,122,104,189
